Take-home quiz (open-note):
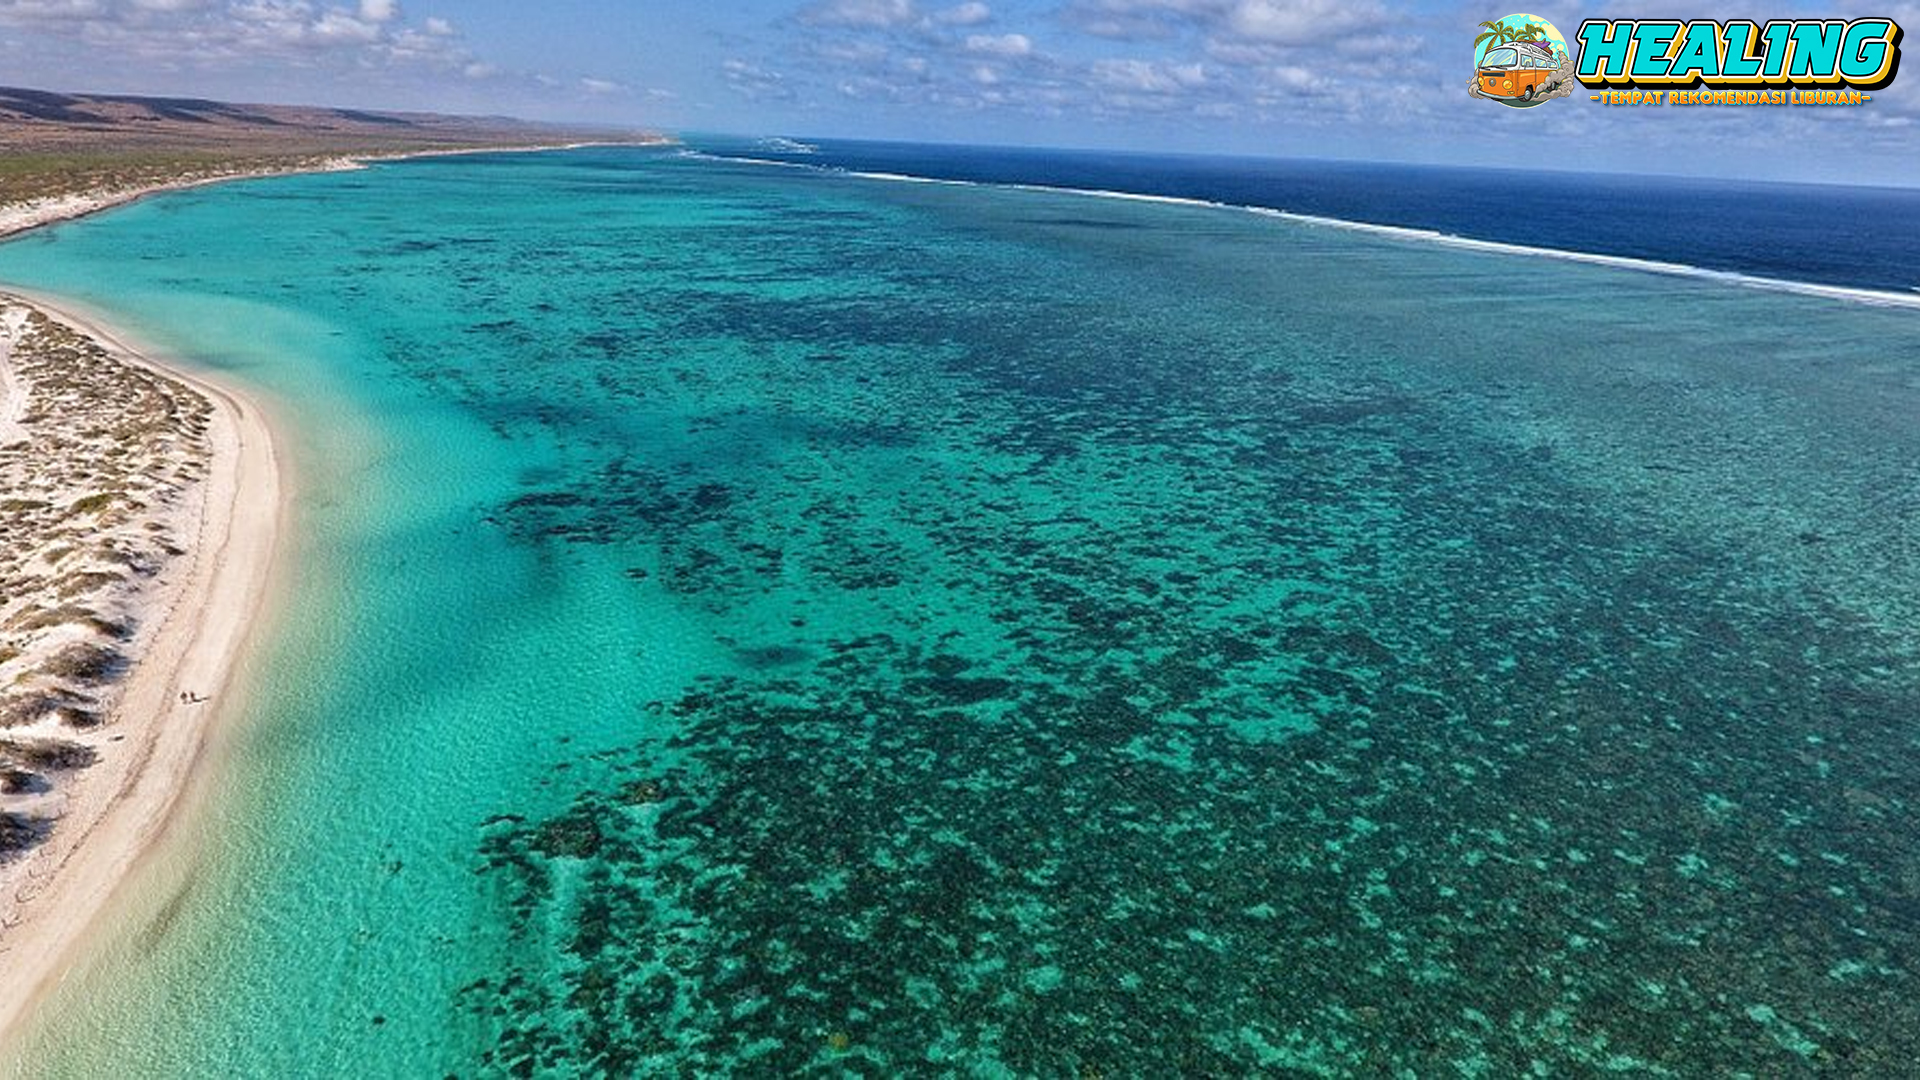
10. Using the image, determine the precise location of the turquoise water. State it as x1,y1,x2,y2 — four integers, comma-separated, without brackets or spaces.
2,148,1919,1074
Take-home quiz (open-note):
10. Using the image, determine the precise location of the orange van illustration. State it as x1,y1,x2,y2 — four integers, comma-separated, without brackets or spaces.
1478,40,1561,101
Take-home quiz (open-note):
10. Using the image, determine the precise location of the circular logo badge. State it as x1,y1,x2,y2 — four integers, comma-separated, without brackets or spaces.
1471,14,1573,108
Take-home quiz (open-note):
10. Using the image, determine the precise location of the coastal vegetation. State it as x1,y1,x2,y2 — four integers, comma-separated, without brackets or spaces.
0,149,329,208
0,300,209,862
0,85,655,217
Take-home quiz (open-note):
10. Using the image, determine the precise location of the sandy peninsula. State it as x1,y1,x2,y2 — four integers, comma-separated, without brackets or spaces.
0,140,651,245
0,289,283,1043
0,158,362,241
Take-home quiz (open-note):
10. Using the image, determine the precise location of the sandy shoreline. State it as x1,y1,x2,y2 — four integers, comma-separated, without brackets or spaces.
0,290,285,1045
0,139,661,1048
0,159,361,242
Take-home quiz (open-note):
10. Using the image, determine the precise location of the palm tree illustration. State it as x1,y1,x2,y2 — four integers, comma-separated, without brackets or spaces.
1475,18,1550,59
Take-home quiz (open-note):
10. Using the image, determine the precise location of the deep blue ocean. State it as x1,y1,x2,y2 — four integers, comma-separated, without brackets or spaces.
1,142,1917,1075
695,135,1920,294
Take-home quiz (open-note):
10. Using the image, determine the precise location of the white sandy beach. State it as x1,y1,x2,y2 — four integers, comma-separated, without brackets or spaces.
0,139,657,1048
0,291,285,1044
0,161,359,243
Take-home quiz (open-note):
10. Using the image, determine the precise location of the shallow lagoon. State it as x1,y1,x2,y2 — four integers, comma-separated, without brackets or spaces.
2,147,1918,1074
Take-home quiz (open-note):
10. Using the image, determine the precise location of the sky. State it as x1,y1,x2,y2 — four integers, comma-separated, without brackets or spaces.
1,0,1916,185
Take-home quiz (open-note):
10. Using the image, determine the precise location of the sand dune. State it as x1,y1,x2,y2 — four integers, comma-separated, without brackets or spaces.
0,291,283,1044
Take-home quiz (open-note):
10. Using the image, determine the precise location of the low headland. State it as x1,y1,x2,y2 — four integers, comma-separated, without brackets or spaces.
0,84,666,1044
0,84,668,238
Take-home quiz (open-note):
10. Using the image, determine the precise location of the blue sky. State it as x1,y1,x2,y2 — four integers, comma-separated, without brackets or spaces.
1,0,1915,184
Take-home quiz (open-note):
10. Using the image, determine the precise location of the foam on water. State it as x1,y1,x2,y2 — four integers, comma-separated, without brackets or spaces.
727,152,1920,310
1258,209,1920,309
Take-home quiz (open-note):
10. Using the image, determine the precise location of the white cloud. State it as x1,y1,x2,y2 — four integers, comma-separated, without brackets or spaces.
1062,0,1385,48
1060,0,1206,41
962,31,1027,57
579,76,624,95
308,10,379,44
723,56,795,100
1265,63,1309,89
809,37,888,62
0,0,110,18
1222,0,1375,46
758,0,1434,126
0,0,487,71
797,0,915,28
931,1,987,25
1090,57,1206,93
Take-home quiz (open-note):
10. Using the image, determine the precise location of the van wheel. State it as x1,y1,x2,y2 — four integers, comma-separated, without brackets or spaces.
1524,85,1536,100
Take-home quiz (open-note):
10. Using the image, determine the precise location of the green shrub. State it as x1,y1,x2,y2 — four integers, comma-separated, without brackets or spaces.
42,642,122,684
0,737,98,770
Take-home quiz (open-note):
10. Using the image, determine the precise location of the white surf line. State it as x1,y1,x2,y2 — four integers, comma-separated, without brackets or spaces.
1252,209,1920,310
699,152,1920,311
674,150,816,170
844,171,982,186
